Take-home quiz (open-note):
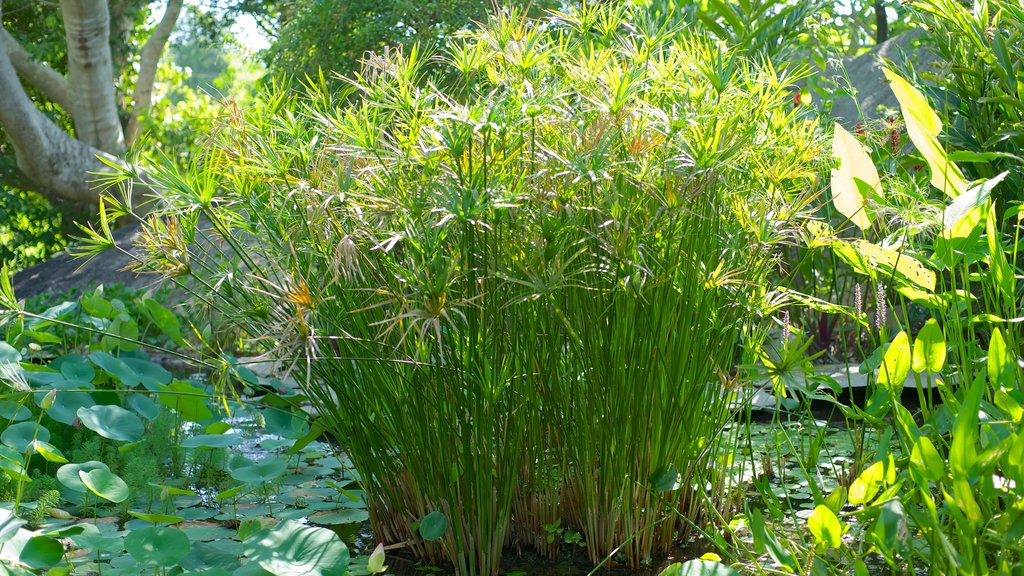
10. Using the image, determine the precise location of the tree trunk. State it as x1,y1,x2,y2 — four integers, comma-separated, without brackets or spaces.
126,0,183,146
0,0,119,203
59,0,125,154
0,30,73,113
874,0,889,44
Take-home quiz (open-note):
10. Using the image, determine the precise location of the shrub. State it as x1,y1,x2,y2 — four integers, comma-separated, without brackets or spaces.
97,4,824,574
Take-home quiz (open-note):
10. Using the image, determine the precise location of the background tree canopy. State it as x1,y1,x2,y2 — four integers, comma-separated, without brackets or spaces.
0,0,908,273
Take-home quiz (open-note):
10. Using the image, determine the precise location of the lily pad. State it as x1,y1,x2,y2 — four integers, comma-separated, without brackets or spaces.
159,380,214,422
80,468,130,503
55,354,96,382
125,525,191,566
0,401,31,422
0,341,20,365
37,380,96,425
230,458,289,484
19,535,64,568
122,357,173,390
77,405,145,442
1,422,50,453
89,352,141,387
57,461,110,493
243,519,348,576
310,509,369,525
419,511,448,541
127,511,184,524
181,434,244,449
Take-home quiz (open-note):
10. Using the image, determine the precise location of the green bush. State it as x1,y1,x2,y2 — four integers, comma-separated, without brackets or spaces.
98,4,824,574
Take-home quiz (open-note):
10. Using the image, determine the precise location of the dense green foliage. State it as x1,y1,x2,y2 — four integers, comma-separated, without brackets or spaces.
85,4,823,574
4,1,1024,575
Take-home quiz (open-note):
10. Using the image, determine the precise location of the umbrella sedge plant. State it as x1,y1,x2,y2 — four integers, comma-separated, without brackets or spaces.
82,4,824,574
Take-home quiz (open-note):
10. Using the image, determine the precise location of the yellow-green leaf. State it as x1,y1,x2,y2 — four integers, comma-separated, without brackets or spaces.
910,436,944,483
988,328,1016,387
807,505,844,550
912,319,945,373
831,123,880,230
832,240,935,292
849,460,885,505
883,68,967,197
878,331,911,391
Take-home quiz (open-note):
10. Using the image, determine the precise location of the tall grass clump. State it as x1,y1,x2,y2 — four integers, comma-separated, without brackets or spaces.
91,4,824,574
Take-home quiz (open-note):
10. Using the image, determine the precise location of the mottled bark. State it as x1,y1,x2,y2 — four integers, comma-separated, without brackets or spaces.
0,0,123,202
0,30,73,113
59,0,125,154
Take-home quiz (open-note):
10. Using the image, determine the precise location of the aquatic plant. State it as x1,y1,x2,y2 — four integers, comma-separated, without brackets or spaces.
82,4,823,574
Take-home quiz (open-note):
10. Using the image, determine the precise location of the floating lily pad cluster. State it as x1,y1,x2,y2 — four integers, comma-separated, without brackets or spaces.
0,294,384,575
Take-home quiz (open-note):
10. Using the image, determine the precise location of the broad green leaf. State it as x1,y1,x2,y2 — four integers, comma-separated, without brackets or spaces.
143,298,185,345
832,240,935,292
56,354,95,382
180,434,244,449
19,535,64,568
1006,432,1024,480
831,122,879,230
230,457,289,484
159,380,213,422
988,328,1015,388
419,511,448,541
943,173,1006,230
310,509,370,525
873,500,906,553
807,505,843,550
746,508,798,572
77,405,145,442
127,394,160,421
650,465,680,492
877,331,911,391
849,460,884,505
127,511,185,524
122,357,172,390
88,352,141,387
0,401,31,422
80,468,130,503
32,440,67,463
0,508,26,544
56,461,109,492
1,422,49,453
912,319,945,373
81,291,114,319
101,314,139,352
951,373,985,479
243,520,348,576
884,68,967,197
910,436,944,483
125,526,191,566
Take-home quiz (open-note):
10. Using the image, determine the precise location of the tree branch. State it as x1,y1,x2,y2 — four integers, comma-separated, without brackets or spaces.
126,0,183,146
0,0,121,203
0,30,73,113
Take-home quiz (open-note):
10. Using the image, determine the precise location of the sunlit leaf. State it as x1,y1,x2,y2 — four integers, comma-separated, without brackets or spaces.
831,123,879,230
912,319,945,373
807,505,844,550
883,68,967,197
877,331,911,391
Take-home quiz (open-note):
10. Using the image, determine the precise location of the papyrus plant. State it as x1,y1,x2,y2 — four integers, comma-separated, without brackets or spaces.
86,4,823,574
